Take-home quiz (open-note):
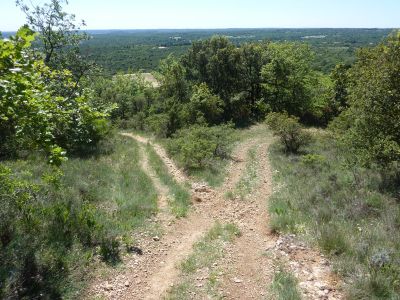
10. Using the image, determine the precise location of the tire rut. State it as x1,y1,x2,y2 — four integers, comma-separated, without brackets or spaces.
87,132,259,299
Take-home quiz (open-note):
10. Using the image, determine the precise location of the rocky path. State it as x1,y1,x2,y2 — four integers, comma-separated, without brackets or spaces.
87,127,343,300
215,140,276,299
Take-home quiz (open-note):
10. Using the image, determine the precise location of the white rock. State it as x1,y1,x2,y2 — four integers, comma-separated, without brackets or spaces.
233,277,243,283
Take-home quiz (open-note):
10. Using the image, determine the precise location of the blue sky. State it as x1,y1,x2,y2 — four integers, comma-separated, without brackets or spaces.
1,0,399,31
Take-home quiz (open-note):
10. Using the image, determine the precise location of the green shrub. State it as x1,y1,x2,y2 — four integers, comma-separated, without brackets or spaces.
116,112,147,131
0,164,117,298
145,113,170,138
301,154,327,170
166,124,235,170
266,112,311,153
99,235,121,265
185,83,224,125
317,224,348,255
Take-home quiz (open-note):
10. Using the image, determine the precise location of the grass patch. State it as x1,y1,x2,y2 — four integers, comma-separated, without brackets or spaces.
268,130,400,298
188,159,229,187
236,123,269,141
61,135,158,232
233,147,259,200
146,143,191,217
270,268,301,300
167,222,240,299
2,134,158,298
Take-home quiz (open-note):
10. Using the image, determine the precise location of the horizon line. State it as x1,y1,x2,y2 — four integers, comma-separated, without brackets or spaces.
2,26,399,33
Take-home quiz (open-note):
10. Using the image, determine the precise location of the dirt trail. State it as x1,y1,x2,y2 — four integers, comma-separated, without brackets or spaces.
87,127,342,300
215,140,276,299
120,133,187,184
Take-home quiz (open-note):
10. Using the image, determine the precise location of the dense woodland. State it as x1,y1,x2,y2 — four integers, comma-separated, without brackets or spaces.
3,24,392,74
79,28,391,74
1,0,400,299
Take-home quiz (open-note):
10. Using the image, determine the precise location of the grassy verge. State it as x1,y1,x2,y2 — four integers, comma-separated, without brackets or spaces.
167,223,240,299
269,267,301,300
59,135,158,237
146,143,191,217
3,134,158,298
188,160,229,187
268,130,400,298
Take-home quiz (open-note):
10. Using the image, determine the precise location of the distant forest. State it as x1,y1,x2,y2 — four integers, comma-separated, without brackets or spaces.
3,28,392,74
74,28,393,74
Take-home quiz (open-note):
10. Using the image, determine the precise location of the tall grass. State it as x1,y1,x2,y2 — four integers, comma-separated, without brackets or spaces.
62,135,158,231
268,130,400,298
188,160,229,187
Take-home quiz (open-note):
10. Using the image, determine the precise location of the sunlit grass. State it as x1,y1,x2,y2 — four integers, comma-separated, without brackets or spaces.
268,130,400,298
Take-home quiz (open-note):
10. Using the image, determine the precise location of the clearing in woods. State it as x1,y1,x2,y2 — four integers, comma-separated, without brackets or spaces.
87,125,343,299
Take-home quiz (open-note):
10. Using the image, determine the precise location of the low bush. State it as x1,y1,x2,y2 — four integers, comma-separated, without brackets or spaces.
166,124,235,170
0,164,113,299
145,113,170,138
265,112,311,153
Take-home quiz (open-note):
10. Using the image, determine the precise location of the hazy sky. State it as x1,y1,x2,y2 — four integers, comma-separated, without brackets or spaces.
1,0,399,31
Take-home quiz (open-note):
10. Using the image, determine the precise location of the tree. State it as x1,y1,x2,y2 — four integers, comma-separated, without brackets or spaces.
0,26,108,162
240,43,268,107
304,72,334,125
91,75,145,120
261,43,315,117
333,31,400,167
16,0,94,94
159,55,189,102
185,83,224,125
330,63,351,116
182,36,242,103
206,37,242,102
